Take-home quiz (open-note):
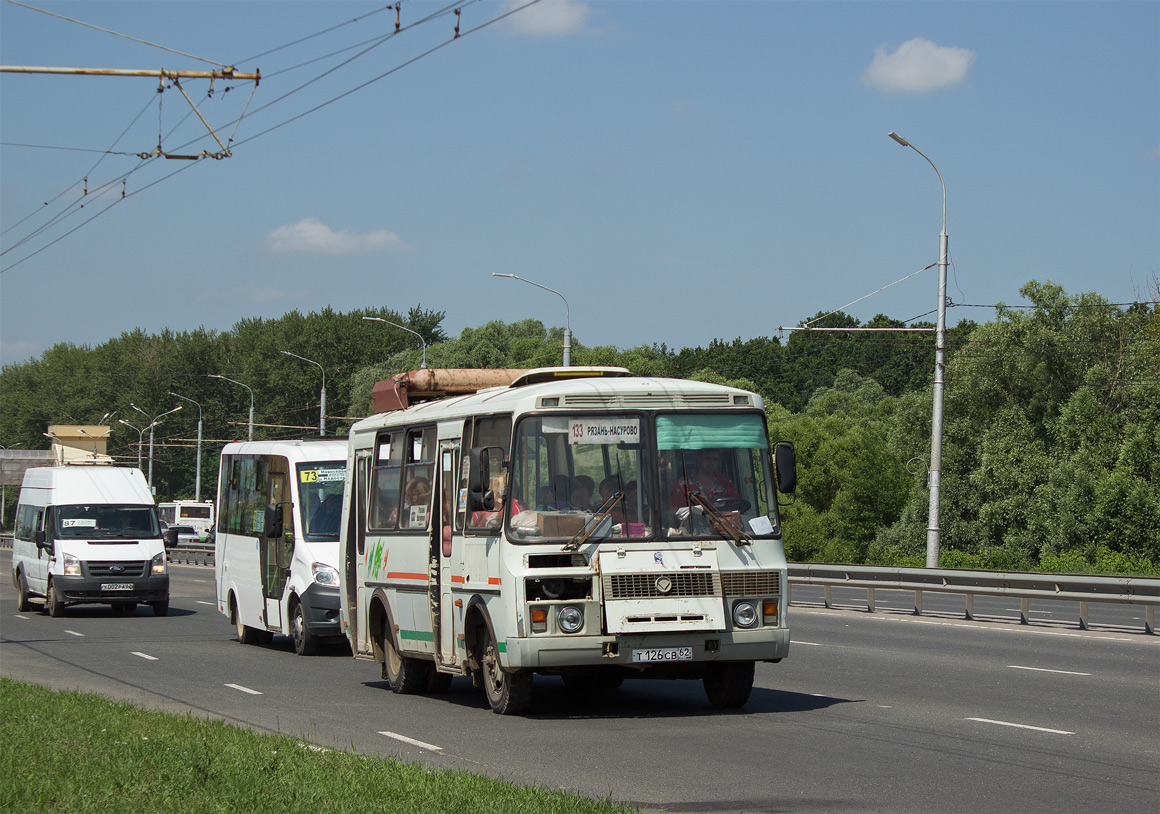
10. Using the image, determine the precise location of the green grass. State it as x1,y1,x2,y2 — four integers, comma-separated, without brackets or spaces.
0,678,638,814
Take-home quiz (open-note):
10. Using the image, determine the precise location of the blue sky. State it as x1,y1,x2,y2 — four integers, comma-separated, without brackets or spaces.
2,0,1157,367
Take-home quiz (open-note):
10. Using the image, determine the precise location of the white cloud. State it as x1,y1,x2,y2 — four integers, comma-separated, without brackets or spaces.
862,38,976,93
502,0,591,37
265,218,411,255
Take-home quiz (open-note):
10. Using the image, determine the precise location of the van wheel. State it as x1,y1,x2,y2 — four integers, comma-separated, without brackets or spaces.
703,661,755,709
233,598,260,645
150,601,169,617
382,625,428,694
16,572,32,613
290,601,317,656
481,629,532,715
46,580,66,617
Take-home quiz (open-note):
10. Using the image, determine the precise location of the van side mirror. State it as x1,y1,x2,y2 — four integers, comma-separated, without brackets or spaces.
34,529,48,548
774,441,797,496
264,503,284,539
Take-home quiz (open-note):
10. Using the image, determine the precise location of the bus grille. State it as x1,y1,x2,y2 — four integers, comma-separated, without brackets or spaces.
721,570,780,596
87,561,148,578
603,572,721,599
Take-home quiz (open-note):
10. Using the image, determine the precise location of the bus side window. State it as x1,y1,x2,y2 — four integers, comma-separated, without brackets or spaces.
370,432,402,530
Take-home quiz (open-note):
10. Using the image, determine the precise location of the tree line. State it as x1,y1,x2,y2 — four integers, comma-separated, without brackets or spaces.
1,280,1155,574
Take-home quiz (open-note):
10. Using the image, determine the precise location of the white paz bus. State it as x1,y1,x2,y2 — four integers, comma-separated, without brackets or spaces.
339,367,797,714
215,439,347,655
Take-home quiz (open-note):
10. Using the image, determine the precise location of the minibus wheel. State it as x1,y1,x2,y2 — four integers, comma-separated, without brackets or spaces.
151,600,169,617
703,660,755,709
46,579,66,617
481,630,532,715
16,571,32,613
233,596,262,645
290,601,317,656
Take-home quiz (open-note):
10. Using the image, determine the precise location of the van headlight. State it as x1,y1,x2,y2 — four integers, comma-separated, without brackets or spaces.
732,601,758,628
312,563,339,586
557,605,584,634
64,555,81,576
151,553,167,575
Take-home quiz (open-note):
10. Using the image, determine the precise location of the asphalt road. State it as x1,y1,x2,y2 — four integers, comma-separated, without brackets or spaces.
2,563,1157,813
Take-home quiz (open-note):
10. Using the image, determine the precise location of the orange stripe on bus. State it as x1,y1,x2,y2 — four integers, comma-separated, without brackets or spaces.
386,572,428,582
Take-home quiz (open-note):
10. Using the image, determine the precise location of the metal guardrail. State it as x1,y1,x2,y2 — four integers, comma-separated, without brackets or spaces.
167,543,215,566
788,564,1160,635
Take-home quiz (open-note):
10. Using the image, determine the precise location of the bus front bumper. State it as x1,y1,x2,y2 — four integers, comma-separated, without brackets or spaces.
299,583,343,636
502,627,790,670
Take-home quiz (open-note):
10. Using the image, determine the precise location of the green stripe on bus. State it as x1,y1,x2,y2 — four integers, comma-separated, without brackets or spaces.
399,629,435,643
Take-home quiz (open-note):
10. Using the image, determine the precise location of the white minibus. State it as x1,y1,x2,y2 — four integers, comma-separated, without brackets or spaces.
214,439,347,655
340,367,797,713
11,465,170,616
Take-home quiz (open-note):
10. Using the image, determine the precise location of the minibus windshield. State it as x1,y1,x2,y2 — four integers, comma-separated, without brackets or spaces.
53,504,161,539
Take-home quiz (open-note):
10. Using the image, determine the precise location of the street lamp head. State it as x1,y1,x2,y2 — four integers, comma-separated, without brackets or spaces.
888,131,910,147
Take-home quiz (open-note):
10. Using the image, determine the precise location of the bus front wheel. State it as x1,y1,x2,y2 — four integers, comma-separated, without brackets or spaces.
481,630,532,715
703,660,755,709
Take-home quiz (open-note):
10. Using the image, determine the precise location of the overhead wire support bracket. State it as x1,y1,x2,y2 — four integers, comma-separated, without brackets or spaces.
0,65,260,160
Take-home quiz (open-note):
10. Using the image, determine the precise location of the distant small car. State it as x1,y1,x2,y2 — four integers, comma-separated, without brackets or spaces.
164,524,200,549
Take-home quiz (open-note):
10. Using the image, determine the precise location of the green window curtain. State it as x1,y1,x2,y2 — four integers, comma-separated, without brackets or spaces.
655,413,766,450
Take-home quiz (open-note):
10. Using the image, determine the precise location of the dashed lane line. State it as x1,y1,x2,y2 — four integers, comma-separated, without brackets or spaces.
378,731,443,752
225,683,262,695
966,717,1075,735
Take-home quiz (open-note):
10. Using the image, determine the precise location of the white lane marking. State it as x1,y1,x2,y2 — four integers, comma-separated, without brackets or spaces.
190,579,207,583
378,731,443,752
793,640,825,646
14,614,30,620
65,630,84,637
966,717,1074,735
196,600,215,606
225,683,262,695
131,651,159,661
1008,665,1091,676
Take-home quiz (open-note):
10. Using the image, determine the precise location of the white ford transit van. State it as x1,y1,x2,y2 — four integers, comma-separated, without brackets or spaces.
11,465,170,616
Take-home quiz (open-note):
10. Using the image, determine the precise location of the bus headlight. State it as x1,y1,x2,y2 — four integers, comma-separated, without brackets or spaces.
64,555,81,576
558,605,584,634
312,563,339,586
151,553,167,575
732,601,758,629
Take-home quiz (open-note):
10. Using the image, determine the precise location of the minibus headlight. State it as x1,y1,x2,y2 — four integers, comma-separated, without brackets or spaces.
311,563,339,586
732,601,758,629
558,605,584,634
64,555,81,577
151,553,167,575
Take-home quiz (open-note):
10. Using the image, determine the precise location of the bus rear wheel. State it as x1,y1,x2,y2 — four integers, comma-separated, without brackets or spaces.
382,625,429,694
703,661,755,709
481,630,532,715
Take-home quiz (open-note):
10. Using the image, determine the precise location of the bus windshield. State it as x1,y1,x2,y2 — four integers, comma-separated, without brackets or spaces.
297,461,346,542
505,412,779,544
507,415,648,542
53,504,161,539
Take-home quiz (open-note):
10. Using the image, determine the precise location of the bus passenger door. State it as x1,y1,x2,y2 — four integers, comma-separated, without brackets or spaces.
432,441,459,668
262,465,292,632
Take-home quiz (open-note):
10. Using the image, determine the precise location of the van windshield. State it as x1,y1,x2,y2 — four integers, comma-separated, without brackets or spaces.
297,461,346,542
52,504,162,539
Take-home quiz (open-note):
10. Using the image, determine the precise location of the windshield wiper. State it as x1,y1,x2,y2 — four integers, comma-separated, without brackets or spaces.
687,491,751,546
563,492,623,552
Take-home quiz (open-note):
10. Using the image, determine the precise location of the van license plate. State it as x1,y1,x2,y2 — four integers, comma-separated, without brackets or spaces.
632,647,694,663
101,583,133,591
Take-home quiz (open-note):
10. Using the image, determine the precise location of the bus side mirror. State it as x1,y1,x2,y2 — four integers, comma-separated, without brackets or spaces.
34,530,48,548
264,504,284,539
468,446,505,511
774,442,797,495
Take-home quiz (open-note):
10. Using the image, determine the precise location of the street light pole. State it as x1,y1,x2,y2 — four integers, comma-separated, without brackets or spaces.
362,316,428,369
492,273,572,366
130,403,182,492
280,351,327,435
169,391,204,501
209,375,254,441
118,420,147,470
889,131,949,569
